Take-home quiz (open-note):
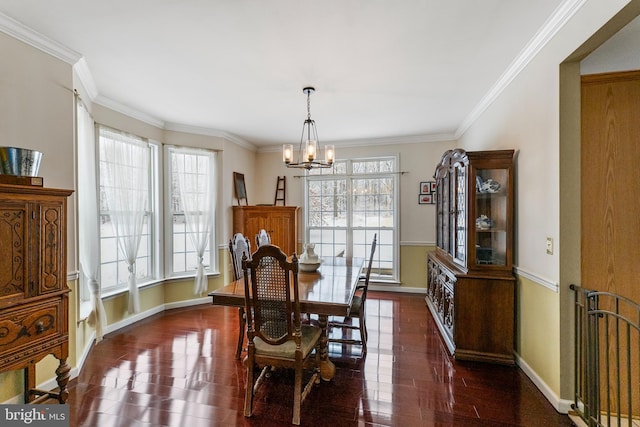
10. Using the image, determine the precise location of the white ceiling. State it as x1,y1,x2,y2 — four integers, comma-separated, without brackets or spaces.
0,0,570,148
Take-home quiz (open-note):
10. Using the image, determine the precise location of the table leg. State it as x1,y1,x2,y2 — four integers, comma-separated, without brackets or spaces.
317,314,335,381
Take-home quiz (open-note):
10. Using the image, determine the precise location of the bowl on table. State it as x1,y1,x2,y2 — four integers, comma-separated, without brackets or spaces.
298,260,322,273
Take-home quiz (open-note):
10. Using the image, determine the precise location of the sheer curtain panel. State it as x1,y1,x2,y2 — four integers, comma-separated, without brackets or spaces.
77,99,107,340
99,127,150,314
172,148,216,295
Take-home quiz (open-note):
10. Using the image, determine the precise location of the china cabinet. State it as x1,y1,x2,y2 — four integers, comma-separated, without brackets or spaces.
426,149,516,364
0,182,73,402
232,205,299,255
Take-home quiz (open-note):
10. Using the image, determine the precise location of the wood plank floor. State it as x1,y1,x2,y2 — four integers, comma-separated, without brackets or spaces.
67,291,574,426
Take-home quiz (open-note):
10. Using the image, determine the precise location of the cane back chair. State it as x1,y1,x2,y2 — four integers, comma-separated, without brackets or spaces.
255,228,271,247
242,244,321,425
229,233,251,359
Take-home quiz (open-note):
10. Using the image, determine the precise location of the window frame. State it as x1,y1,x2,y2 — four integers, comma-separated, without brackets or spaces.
304,155,400,283
163,145,218,278
96,125,160,295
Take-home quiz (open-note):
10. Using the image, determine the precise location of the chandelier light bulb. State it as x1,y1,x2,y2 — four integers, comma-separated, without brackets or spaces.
325,145,335,164
305,140,317,161
283,144,293,163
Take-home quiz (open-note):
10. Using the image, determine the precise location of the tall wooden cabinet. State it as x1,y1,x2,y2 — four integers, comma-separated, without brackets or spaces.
426,149,516,365
232,206,300,255
0,183,73,402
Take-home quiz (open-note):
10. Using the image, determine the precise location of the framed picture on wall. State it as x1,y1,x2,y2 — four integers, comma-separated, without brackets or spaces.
419,180,436,204
419,194,433,204
233,172,248,205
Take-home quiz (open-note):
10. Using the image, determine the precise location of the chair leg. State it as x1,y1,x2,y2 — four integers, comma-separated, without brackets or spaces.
236,307,245,360
292,362,303,425
244,357,254,418
360,312,367,355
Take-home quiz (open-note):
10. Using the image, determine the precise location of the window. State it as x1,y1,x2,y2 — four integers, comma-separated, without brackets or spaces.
165,146,217,277
306,157,398,282
98,126,158,293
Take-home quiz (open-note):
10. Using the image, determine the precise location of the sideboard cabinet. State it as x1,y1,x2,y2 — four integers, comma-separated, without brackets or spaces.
232,205,300,255
0,183,73,402
426,149,516,364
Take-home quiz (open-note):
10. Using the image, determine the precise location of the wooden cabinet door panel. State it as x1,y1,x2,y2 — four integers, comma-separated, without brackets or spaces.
0,201,29,307
38,202,66,294
233,206,299,256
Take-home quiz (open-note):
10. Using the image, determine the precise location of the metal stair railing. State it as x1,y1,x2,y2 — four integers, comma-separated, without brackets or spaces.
571,284,640,427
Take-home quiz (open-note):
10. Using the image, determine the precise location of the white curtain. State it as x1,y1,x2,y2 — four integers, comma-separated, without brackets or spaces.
77,99,108,341
173,148,215,295
100,128,150,314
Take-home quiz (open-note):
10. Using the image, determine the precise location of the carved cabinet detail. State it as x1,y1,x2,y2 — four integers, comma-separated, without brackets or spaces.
0,183,73,403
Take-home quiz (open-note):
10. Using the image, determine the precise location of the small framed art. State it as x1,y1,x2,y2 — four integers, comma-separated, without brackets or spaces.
419,194,433,204
419,180,436,204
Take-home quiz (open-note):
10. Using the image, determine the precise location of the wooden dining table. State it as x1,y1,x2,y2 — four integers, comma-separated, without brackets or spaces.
208,256,365,381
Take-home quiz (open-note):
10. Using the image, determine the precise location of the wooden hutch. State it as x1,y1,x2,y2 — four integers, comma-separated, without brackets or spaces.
0,180,73,402
232,205,299,255
426,149,516,364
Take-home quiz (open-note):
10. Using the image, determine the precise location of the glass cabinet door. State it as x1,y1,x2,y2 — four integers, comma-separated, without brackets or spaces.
436,179,444,249
474,167,508,266
440,173,450,254
453,164,466,265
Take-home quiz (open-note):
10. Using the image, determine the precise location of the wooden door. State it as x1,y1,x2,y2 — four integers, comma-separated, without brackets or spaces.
581,70,640,414
581,70,640,300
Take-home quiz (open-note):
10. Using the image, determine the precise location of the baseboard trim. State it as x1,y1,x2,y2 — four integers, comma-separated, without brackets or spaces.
515,351,573,414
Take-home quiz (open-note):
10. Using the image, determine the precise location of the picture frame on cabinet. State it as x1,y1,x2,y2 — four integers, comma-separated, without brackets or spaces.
233,172,248,205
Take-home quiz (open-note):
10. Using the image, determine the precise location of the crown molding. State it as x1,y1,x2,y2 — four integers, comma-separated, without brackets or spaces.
257,132,457,153
93,94,166,128
455,0,588,138
164,122,256,151
0,12,81,65
73,57,99,99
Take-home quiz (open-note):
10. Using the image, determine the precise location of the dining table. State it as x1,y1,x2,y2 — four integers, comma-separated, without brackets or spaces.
208,256,365,381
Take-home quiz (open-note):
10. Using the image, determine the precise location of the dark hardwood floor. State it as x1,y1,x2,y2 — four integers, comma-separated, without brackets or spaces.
67,291,574,426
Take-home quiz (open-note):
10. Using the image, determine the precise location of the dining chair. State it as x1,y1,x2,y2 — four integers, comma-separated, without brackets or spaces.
255,228,271,247
328,233,377,355
229,233,251,359
242,244,321,426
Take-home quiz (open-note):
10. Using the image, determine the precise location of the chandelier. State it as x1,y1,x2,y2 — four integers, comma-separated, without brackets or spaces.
283,87,335,170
